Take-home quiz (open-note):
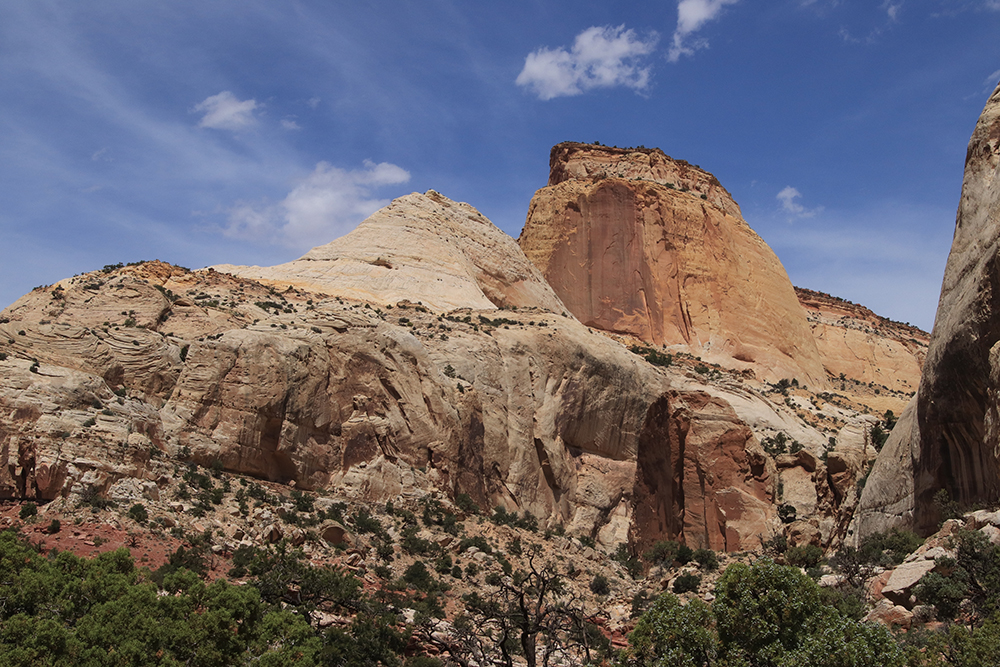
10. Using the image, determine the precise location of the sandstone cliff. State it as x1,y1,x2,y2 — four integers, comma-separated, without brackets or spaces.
796,287,928,395
519,142,827,387
214,190,566,314
856,81,1000,537
0,193,831,553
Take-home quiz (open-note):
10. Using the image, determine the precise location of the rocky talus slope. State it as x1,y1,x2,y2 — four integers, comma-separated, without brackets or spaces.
855,81,1000,538
0,189,893,555
519,142,827,387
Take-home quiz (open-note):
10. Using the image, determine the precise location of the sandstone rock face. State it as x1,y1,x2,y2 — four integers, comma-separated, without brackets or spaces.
796,287,928,394
857,82,1000,535
215,190,566,314
519,142,827,387
629,391,775,553
852,393,921,540
0,194,785,552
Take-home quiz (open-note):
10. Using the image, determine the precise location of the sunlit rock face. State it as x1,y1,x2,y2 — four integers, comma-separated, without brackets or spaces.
214,190,567,314
519,142,827,387
795,287,928,396
0,192,791,552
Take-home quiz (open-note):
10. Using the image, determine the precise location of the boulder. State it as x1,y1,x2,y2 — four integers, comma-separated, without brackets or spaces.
864,599,914,629
320,521,350,546
881,560,936,607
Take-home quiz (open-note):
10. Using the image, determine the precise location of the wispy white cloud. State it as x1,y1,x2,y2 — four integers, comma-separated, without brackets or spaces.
194,91,258,130
516,26,658,100
985,68,1000,92
225,160,411,246
777,186,823,219
883,1,902,20
281,118,301,130
754,199,954,331
668,0,740,62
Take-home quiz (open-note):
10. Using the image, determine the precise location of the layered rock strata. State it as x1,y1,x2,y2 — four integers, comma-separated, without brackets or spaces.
215,190,565,314
796,287,928,394
0,193,795,551
519,142,827,387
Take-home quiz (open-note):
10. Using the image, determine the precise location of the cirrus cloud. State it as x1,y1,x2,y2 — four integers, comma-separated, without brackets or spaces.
516,25,659,100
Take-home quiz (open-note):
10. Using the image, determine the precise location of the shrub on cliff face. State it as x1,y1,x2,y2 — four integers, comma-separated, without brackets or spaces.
18,503,36,521
643,540,692,567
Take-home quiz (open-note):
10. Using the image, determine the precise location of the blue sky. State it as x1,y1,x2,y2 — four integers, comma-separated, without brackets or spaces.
2,1,999,331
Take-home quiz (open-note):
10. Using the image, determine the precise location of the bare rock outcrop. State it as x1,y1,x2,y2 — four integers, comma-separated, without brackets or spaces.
857,81,1000,536
519,142,827,387
0,192,785,552
796,287,928,394
630,391,775,553
215,190,566,314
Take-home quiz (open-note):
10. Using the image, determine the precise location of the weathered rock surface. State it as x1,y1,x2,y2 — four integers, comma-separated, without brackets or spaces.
857,81,1000,536
215,190,566,314
881,559,937,607
796,287,928,394
519,142,827,387
0,193,798,552
629,391,776,554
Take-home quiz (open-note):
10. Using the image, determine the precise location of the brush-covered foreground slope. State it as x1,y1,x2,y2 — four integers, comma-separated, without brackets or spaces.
0,191,889,554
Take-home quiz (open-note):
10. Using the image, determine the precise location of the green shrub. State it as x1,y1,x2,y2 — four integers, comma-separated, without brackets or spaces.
818,585,866,620
785,544,824,569
18,503,37,521
508,537,522,556
778,503,797,523
434,554,453,575
400,525,436,556
673,572,701,593
590,574,611,595
693,548,718,571
613,543,643,579
46,519,61,534
458,535,492,554
127,503,148,524
916,558,970,620
454,493,480,515
351,507,382,534
403,560,438,592
490,506,538,532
